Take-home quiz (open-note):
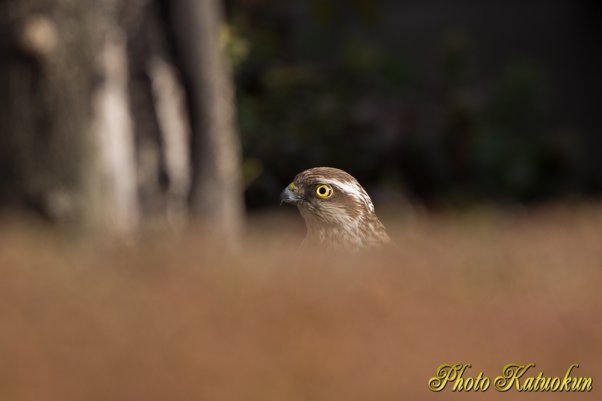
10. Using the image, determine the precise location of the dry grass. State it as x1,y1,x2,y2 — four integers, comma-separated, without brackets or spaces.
0,205,601,400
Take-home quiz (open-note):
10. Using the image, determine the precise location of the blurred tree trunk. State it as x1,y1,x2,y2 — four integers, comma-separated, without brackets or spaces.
91,8,139,235
123,1,192,230
164,0,244,244
0,0,244,242
0,0,137,234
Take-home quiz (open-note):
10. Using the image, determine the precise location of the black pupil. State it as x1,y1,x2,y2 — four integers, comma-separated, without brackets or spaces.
319,187,327,195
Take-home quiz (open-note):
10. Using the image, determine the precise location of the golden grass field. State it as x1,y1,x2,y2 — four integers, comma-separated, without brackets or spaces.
0,204,600,400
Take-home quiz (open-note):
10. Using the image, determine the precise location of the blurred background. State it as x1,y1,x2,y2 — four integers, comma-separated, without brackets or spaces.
0,0,600,237
233,0,601,210
1,2,601,401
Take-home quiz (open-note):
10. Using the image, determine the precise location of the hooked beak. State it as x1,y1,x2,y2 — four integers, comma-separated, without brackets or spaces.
280,186,303,205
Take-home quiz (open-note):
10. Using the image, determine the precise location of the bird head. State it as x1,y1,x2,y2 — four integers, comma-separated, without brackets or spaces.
280,167,388,249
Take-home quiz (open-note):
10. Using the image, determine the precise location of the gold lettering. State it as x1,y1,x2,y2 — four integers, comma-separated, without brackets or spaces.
564,364,592,392
579,377,593,392
539,376,551,391
428,364,469,392
532,372,545,391
494,363,535,392
557,363,577,392
431,363,592,393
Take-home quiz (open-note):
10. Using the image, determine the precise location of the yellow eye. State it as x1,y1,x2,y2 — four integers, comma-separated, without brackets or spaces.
314,184,333,199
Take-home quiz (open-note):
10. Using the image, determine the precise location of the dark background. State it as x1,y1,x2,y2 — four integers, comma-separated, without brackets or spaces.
229,0,601,210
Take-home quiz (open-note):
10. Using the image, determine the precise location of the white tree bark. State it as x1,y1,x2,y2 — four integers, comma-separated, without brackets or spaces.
90,29,139,235
149,57,191,229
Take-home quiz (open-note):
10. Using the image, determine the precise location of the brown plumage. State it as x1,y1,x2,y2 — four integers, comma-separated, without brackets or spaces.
280,167,390,250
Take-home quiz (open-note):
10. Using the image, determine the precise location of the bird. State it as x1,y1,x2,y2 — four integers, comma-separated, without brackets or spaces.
280,167,390,250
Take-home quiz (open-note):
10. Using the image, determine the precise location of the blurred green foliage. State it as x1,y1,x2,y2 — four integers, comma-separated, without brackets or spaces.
226,1,591,209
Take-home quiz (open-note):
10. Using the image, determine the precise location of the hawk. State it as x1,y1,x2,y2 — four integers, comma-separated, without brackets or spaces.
280,167,390,250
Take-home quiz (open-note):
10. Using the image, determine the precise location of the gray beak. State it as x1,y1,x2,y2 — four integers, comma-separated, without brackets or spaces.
280,187,303,205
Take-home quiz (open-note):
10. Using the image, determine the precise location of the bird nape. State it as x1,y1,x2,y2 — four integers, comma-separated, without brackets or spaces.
280,167,390,250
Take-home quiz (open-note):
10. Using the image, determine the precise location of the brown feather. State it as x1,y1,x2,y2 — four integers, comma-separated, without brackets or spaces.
281,167,390,250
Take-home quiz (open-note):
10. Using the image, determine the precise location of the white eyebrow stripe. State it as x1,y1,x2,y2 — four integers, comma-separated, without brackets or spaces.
329,180,361,195
323,179,375,213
